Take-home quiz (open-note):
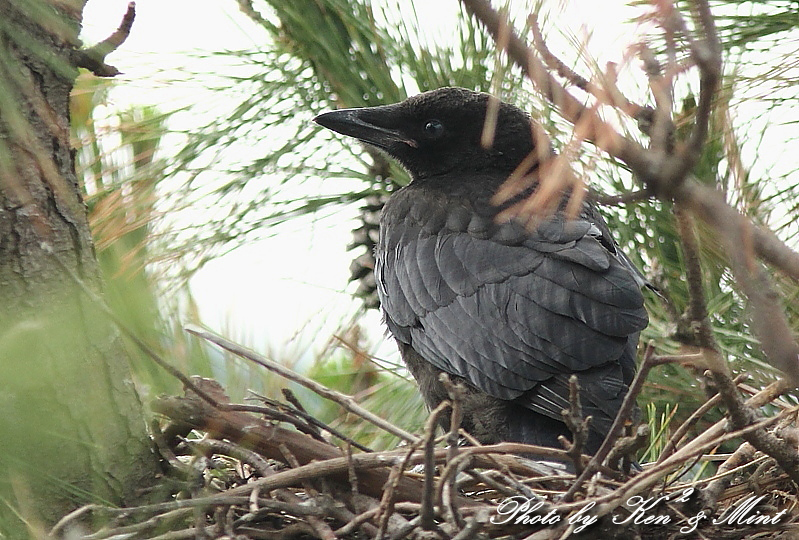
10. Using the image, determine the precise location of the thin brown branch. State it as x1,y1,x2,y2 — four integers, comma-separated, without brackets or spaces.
243,391,373,452
421,401,449,530
461,0,639,160
564,405,798,517
651,0,722,188
606,424,650,472
153,382,485,508
675,183,799,383
703,442,758,510
674,201,799,483
442,375,467,529
709,371,799,485
559,375,590,475
333,506,379,537
375,444,420,539
226,402,329,444
72,2,135,77
191,438,275,478
277,445,337,540
656,373,748,464
450,509,489,540
185,324,420,443
528,14,592,94
387,515,422,540
562,342,659,502
673,206,715,346
53,497,315,539
150,420,191,477
751,225,799,281
642,45,675,154
686,0,723,152
589,187,652,206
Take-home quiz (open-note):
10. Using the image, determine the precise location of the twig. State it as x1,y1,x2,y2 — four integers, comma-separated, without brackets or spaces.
589,187,652,206
154,383,480,506
281,387,308,414
184,324,420,443
460,0,644,161
605,424,650,470
642,44,675,156
50,506,102,537
421,401,450,530
656,373,748,464
441,375,465,461
72,2,135,76
751,225,799,281
710,371,799,485
456,469,517,498
441,375,467,529
561,405,798,517
387,515,422,540
375,449,414,540
245,391,372,451
684,0,723,161
675,202,799,483
682,182,799,382
337,494,390,538
450,508,489,540
527,13,642,120
673,206,714,348
54,497,320,540
277,444,337,540
150,419,191,477
562,342,659,502
436,453,477,528
91,508,196,540
559,375,590,475
345,443,358,496
528,13,591,94
226,402,329,444
190,438,275,478
334,506,379,537
279,443,316,493
465,0,799,277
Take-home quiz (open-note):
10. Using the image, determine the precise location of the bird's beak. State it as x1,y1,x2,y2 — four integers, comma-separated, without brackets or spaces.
314,107,418,149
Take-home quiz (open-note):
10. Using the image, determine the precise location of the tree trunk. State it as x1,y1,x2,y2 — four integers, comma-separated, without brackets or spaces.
0,1,160,535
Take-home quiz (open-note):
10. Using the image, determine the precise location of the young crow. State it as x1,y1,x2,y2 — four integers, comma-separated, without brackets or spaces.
315,87,648,454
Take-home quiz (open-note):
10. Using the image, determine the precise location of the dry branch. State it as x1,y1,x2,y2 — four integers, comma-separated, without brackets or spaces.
72,2,135,76
151,377,451,505
56,341,799,539
185,324,420,443
459,0,799,386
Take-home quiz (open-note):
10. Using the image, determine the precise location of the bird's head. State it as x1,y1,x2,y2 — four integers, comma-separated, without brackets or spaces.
314,87,537,180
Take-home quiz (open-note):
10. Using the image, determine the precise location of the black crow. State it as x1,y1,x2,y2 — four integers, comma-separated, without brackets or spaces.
314,87,648,453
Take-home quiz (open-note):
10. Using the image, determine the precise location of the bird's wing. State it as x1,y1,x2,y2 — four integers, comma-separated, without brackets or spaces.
377,190,648,429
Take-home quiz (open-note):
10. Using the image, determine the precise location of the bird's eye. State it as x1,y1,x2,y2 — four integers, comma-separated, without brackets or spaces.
422,119,445,139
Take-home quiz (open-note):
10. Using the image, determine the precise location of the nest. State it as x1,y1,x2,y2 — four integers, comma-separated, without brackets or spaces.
50,328,799,540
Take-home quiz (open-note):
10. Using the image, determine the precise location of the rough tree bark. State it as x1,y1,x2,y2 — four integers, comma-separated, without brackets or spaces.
0,0,160,535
